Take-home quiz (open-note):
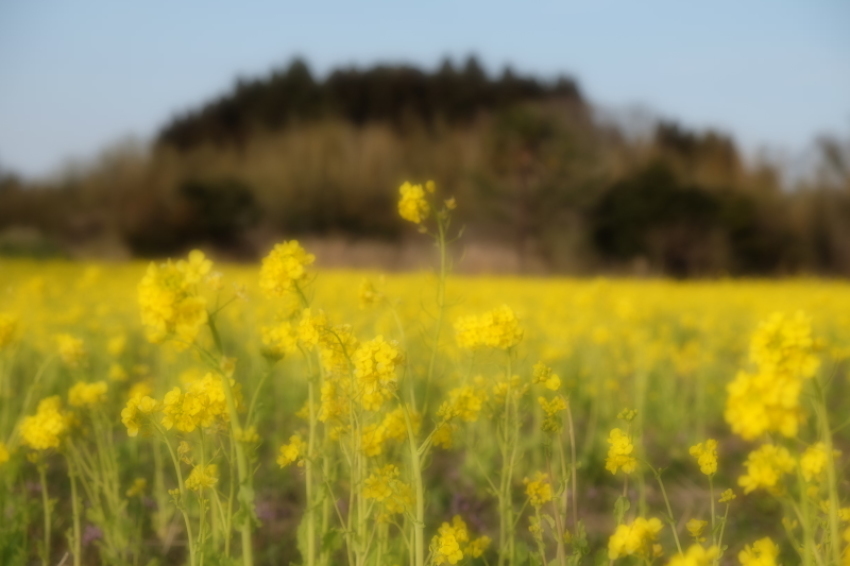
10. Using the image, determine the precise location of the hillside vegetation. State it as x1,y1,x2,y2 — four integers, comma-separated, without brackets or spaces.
1,58,848,275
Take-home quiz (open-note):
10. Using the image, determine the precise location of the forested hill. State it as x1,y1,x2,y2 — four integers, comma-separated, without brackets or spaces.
157,57,584,150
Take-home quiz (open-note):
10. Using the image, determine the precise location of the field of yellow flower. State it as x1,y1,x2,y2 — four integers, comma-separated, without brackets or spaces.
1,185,849,566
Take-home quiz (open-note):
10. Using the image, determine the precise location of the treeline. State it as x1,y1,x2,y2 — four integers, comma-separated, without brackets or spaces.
1,58,849,276
158,57,582,151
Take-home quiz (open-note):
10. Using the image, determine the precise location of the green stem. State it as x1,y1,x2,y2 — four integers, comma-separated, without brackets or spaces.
68,461,82,566
38,464,51,566
649,466,682,555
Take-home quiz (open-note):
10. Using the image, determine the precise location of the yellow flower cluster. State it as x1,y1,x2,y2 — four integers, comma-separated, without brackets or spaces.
524,472,554,508
361,407,418,456
608,517,663,560
20,396,68,450
68,380,108,407
121,394,159,437
362,464,414,516
277,434,306,468
437,385,485,422
532,362,561,390
686,519,707,542
799,442,830,483
260,321,299,359
429,516,489,565
689,439,718,476
56,333,86,367
666,544,720,566
258,240,315,297
352,336,404,411
738,444,796,494
726,312,820,440
138,250,211,348
161,373,239,432
605,428,637,475
185,464,219,491
455,305,523,350
397,181,430,224
738,537,780,566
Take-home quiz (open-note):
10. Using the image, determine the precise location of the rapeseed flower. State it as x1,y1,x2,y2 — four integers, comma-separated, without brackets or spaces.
738,444,795,494
138,250,211,348
259,241,315,297
689,439,718,476
738,537,780,565
185,464,218,491
56,333,86,367
666,544,720,566
431,520,464,565
608,517,663,560
68,380,108,407
121,394,159,437
352,336,403,411
438,386,485,422
799,442,830,482
20,396,68,450
606,427,637,475
398,181,430,224
277,434,306,468
455,305,523,350
524,472,554,508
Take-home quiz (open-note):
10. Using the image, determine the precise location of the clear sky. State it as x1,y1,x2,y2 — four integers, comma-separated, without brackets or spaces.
1,0,848,179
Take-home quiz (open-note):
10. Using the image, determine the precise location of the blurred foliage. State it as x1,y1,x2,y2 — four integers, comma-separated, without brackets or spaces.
1,58,849,275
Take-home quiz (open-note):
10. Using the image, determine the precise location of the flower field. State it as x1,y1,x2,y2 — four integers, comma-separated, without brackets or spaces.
1,187,849,566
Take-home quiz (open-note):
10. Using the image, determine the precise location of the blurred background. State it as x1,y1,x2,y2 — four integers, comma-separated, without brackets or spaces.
1,0,849,276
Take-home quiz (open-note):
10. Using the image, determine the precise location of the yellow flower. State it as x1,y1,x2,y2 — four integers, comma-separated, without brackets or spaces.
438,386,486,422
56,333,86,367
800,442,829,483
738,444,795,495
686,518,708,542
121,394,159,437
20,396,68,450
363,465,413,516
719,489,737,503
689,439,718,476
666,544,720,566
259,240,315,297
68,380,108,407
533,362,561,390
605,428,637,475
185,464,218,491
261,321,299,359
466,535,491,558
455,305,523,350
0,441,10,464
398,181,430,224
738,537,780,566
524,472,554,508
608,517,664,560
277,434,306,468
726,312,819,441
160,373,239,433
352,336,404,411
358,278,382,309
430,520,464,565
138,251,211,349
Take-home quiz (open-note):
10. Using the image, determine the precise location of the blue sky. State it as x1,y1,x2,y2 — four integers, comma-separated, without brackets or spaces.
1,0,848,178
